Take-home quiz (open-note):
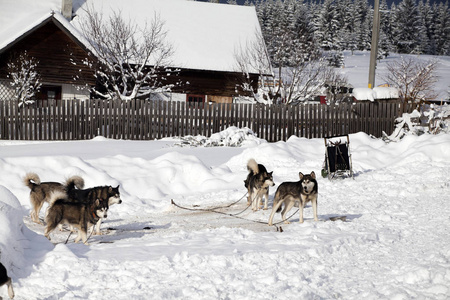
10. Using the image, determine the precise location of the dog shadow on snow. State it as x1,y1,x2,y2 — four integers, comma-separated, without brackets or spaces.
90,219,171,242
321,213,362,222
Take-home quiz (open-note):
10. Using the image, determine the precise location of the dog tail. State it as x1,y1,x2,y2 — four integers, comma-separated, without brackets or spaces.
47,190,67,207
65,175,85,190
247,158,259,175
23,172,40,190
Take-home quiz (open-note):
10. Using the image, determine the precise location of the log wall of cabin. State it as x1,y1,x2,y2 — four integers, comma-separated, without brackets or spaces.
170,69,259,97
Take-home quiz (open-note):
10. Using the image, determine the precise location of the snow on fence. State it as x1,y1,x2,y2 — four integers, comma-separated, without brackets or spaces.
0,99,413,141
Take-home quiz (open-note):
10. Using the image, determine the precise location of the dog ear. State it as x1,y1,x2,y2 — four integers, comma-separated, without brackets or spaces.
269,171,273,176
95,199,100,206
310,171,316,179
299,172,304,179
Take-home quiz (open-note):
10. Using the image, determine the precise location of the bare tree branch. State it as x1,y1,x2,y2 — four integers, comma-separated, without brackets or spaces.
382,57,438,102
79,6,175,101
234,30,274,104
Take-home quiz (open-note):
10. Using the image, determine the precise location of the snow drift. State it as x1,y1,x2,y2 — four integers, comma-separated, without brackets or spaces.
1,124,450,299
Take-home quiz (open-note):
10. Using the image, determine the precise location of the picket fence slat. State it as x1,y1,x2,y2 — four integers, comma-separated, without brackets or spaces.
0,99,413,142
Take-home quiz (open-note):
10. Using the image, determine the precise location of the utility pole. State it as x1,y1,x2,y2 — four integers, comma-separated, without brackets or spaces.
368,0,380,89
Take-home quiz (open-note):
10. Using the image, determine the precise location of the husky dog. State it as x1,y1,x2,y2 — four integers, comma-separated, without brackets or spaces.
244,159,274,211
0,262,14,299
23,173,84,224
268,171,318,226
65,184,122,235
44,190,110,245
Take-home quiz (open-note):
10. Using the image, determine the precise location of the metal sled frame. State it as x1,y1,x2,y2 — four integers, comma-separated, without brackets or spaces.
323,135,353,180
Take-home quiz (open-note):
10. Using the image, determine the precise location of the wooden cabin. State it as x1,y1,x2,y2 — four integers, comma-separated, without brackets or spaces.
0,0,268,104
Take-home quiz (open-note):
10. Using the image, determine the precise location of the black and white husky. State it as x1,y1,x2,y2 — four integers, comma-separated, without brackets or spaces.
65,183,122,235
244,159,275,211
0,261,14,299
44,186,120,245
268,171,318,225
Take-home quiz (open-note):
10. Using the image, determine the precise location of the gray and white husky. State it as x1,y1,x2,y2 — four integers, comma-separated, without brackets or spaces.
0,261,14,299
23,173,84,224
244,159,275,211
268,171,318,225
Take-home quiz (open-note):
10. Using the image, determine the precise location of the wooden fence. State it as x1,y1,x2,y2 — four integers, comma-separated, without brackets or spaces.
0,99,413,142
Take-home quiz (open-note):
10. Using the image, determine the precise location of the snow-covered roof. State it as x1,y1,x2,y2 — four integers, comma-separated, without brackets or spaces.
0,0,59,52
352,87,399,101
0,0,266,74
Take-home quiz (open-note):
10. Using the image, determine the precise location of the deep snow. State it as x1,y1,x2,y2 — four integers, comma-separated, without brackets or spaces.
1,120,450,299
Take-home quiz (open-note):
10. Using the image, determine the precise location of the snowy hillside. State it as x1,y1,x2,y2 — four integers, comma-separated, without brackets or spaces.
1,123,450,299
339,51,450,101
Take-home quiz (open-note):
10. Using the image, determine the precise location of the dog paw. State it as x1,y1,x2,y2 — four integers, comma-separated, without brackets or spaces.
284,221,291,224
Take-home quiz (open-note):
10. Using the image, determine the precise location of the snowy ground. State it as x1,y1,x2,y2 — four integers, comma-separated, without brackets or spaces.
1,120,450,299
339,51,450,101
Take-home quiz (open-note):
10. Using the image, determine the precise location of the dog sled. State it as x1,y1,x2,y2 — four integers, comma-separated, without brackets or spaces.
321,135,353,180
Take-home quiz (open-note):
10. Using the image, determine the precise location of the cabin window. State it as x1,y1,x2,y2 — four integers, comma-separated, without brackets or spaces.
186,94,205,107
37,85,62,106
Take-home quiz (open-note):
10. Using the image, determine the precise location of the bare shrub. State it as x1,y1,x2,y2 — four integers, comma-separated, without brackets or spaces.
383,57,438,102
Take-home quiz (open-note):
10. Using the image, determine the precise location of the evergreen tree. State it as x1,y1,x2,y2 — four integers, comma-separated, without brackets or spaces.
378,0,393,57
291,0,320,61
391,0,420,53
415,0,432,54
313,0,340,51
433,1,450,55
354,0,371,50
335,0,354,51
253,0,447,61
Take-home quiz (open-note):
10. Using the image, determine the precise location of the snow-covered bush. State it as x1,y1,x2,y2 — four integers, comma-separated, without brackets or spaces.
174,126,265,147
7,51,41,108
384,104,450,142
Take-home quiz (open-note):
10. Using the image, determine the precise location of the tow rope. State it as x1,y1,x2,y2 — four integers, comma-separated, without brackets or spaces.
170,192,300,232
